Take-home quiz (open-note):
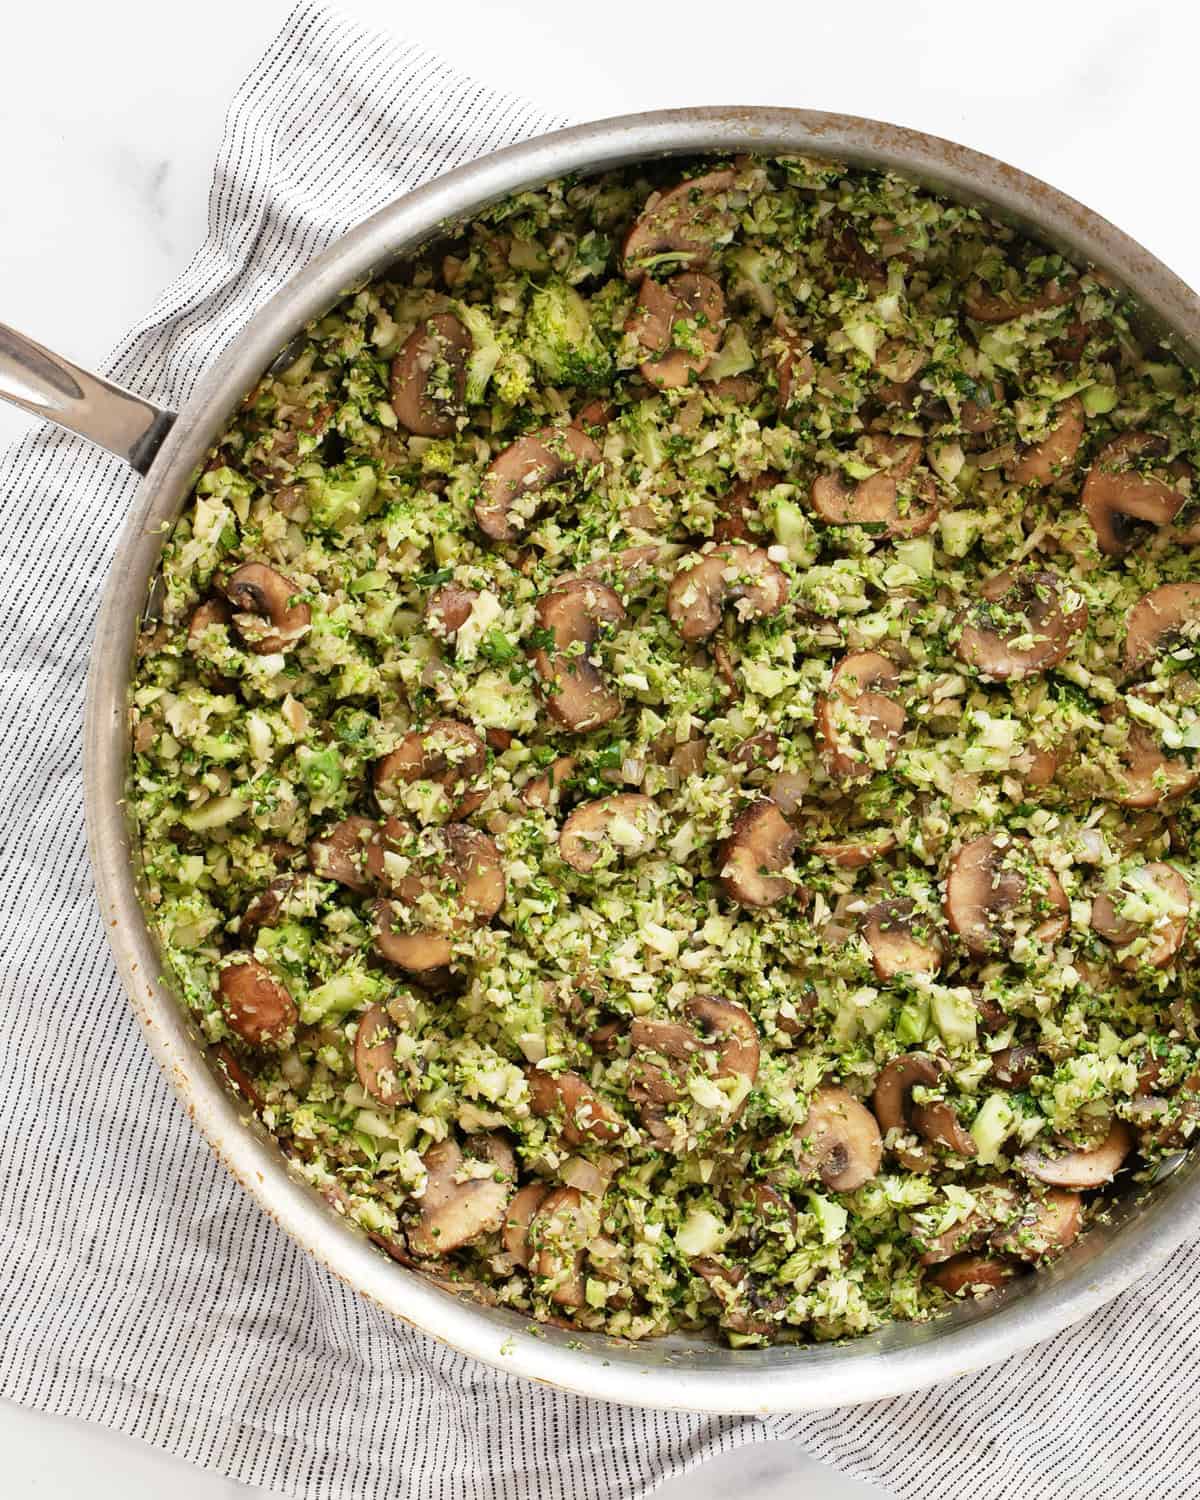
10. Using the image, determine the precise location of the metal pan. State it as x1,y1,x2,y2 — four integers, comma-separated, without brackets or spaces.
6,107,1200,1412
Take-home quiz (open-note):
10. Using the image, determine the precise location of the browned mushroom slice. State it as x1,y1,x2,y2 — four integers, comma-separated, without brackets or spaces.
954,569,1086,681
372,901,452,973
824,219,888,291
713,472,779,543
1018,1119,1134,1189
188,597,232,652
811,436,937,539
627,272,726,389
407,1133,515,1257
531,578,626,733
217,958,297,1047
621,169,737,279
1091,862,1191,970
992,1188,1083,1260
502,1182,552,1268
1005,396,1084,488
774,322,815,410
354,1000,410,1108
559,793,660,873
691,1258,786,1337
211,1042,266,1113
816,650,905,779
990,1046,1041,1089
1124,582,1200,677
916,1187,1022,1265
521,755,578,809
927,1253,1018,1297
1082,431,1187,555
476,425,602,542
241,875,295,934
811,830,898,869
389,312,471,437
379,822,505,917
526,1068,623,1145
374,720,488,819
960,378,1006,440
912,1101,978,1157
963,275,1076,324
872,1052,941,1163
1107,700,1200,808
861,899,943,981
945,833,1069,956
425,584,479,641
667,543,787,643
688,995,760,1108
308,815,377,892
791,1086,882,1192
528,1185,596,1308
719,798,800,908
221,563,311,654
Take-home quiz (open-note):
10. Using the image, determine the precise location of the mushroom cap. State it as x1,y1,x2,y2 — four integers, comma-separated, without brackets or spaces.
911,1100,977,1158
944,833,1069,956
872,1053,941,1134
1082,431,1186,555
990,1045,1041,1090
713,471,780,544
389,312,471,437
792,1085,883,1192
187,597,232,652
992,1188,1084,1259
954,569,1086,681
531,578,626,733
308,816,377,892
354,1000,409,1108
629,272,726,389
525,1067,623,1145
927,1253,1018,1297
1091,862,1191,970
1018,1119,1134,1189
667,543,788,643
369,820,505,918
217,958,297,1047
719,798,800,908
407,1133,516,1257
621,169,737,280
963,275,1076,324
528,1185,596,1308
1124,582,1200,677
1004,395,1085,488
502,1182,552,1268
222,562,311,655
774,322,815,410
425,584,479,640
810,435,937,538
374,719,487,817
687,995,760,1093
475,425,602,542
372,902,453,974
861,898,943,981
521,755,578,809
1108,699,1200,807
559,793,660,873
817,650,905,780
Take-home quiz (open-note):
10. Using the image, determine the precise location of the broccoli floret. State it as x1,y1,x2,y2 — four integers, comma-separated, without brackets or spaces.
301,462,379,531
524,281,613,391
454,303,504,404
492,348,535,406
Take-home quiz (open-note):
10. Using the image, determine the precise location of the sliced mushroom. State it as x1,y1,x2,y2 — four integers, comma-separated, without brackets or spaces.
992,1188,1083,1259
521,755,578,809
1018,1119,1134,1189
374,720,487,819
407,1133,515,1257
628,272,726,389
812,830,898,869
354,1000,410,1108
810,435,937,539
687,996,760,1102
531,579,626,732
667,543,787,643
629,998,759,1138
528,1185,596,1308
927,1253,1018,1296
1124,583,1200,677
559,793,660,873
308,815,377,892
774,322,815,410
917,1186,1021,1265
912,1101,978,1157
425,584,479,641
389,312,471,436
945,833,1069,956
954,569,1086,681
791,1086,883,1192
1082,431,1187,555
475,425,602,542
719,798,800,908
862,899,943,982
990,1046,1041,1090
241,875,295,934
372,903,452,973
622,169,737,279
816,650,906,779
502,1182,552,1268
370,823,505,972
691,1258,786,1337
188,597,232,652
217,958,297,1047
872,1053,974,1165
964,275,1076,324
221,563,311,654
526,1068,623,1145
713,472,779,543
211,1042,266,1113
1005,396,1084,488
1108,700,1200,808
1091,862,1191,970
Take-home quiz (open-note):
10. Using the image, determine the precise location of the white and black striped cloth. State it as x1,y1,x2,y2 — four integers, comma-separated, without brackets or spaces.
2,5,1199,1497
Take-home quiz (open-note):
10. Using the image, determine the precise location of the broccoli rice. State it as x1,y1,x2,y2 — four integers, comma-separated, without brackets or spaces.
131,156,1200,1346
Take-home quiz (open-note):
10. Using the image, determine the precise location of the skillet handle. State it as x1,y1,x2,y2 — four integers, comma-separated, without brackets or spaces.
0,322,176,475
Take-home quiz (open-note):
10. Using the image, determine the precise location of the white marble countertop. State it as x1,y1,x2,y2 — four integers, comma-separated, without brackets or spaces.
3,1,1197,1494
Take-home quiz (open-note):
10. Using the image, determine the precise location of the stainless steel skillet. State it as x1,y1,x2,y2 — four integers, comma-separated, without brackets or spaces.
5,106,1200,1412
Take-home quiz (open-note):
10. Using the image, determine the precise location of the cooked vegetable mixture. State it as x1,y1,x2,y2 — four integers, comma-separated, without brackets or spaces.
132,156,1200,1345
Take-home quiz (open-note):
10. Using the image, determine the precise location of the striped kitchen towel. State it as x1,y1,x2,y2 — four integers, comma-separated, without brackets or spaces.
1,4,1198,1498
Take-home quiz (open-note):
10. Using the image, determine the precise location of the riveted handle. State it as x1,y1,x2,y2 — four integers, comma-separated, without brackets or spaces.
0,322,175,474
